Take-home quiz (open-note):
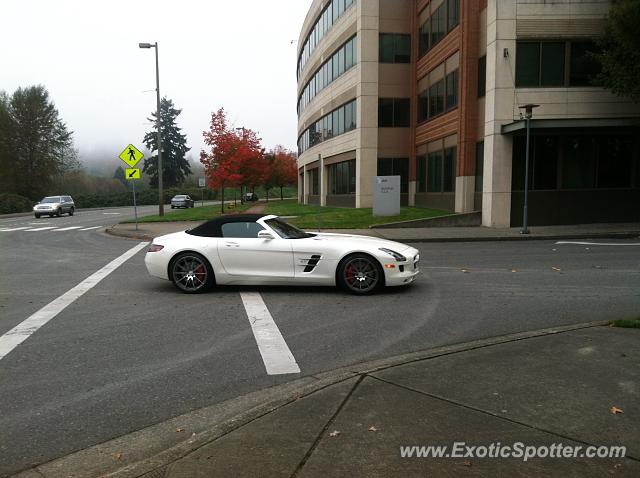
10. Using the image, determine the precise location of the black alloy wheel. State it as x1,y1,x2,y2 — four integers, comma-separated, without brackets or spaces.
338,253,383,295
170,252,214,293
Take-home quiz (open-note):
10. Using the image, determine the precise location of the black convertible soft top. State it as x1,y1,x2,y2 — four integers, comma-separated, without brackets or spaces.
186,214,267,237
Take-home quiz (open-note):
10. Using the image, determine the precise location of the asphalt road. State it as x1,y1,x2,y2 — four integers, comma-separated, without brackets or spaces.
0,212,639,476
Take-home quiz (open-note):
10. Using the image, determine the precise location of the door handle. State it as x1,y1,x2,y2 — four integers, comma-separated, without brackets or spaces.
224,242,240,247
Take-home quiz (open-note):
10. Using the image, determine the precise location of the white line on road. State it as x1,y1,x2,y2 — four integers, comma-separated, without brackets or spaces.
53,226,83,231
103,212,121,215
0,242,149,361
555,241,640,246
79,226,103,231
25,227,57,231
240,292,300,375
0,227,30,231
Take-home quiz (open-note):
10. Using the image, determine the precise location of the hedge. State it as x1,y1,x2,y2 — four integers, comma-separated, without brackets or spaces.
0,193,33,214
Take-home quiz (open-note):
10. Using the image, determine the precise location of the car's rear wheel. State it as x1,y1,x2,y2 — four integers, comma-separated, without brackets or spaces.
170,252,214,294
34,213,40,218
337,253,383,295
55,208,61,217
69,207,74,216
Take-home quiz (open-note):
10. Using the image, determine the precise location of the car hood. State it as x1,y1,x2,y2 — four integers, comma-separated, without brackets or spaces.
307,232,414,253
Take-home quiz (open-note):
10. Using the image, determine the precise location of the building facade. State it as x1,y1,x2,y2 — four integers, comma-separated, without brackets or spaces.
296,0,640,226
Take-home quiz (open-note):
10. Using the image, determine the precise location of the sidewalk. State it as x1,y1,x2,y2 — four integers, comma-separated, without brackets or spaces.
106,219,640,243
20,323,639,477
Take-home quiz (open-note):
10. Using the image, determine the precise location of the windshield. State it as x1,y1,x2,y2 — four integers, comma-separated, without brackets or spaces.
41,197,61,203
265,218,315,239
173,195,186,199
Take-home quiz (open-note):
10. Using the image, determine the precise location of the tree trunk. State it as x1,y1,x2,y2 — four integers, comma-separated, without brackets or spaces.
280,186,284,200
220,186,225,214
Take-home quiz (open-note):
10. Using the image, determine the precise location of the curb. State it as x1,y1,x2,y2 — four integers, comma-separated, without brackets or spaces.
105,226,155,242
17,320,610,478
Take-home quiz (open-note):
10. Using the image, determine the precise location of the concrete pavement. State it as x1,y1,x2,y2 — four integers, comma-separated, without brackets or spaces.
17,323,639,477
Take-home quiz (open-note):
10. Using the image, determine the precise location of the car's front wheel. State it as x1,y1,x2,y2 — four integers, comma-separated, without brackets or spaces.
337,253,383,295
169,252,214,294
69,207,74,216
34,213,40,219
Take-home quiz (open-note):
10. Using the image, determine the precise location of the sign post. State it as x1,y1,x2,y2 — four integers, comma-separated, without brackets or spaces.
198,177,206,207
119,144,144,231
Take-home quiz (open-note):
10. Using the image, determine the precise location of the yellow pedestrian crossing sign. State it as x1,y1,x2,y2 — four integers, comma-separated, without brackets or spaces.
125,168,141,180
119,144,144,168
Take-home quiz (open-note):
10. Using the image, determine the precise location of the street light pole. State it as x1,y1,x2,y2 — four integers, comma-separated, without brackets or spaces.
139,42,164,216
519,104,539,234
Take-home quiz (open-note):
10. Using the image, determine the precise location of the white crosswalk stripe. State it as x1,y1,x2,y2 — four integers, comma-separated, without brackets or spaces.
53,226,83,231
0,225,105,233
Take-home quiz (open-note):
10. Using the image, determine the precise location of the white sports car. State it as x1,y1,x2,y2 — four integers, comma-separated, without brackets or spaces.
144,214,419,295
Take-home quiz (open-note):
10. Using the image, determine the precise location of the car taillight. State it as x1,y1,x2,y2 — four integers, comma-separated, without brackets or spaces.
148,244,164,252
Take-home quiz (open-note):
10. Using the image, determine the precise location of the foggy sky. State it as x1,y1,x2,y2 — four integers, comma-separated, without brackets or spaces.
1,0,311,167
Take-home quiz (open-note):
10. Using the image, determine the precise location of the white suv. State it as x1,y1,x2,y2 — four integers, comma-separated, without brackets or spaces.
33,196,75,218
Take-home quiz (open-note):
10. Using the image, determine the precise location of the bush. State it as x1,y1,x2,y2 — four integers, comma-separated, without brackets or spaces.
0,193,33,214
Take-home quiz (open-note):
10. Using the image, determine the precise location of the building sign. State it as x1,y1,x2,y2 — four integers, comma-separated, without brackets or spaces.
373,176,400,216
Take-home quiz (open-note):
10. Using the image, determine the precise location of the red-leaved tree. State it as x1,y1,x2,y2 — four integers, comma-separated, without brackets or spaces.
201,108,266,212
267,145,298,200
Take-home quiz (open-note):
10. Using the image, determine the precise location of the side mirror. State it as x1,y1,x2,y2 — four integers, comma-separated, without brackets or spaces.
258,230,274,240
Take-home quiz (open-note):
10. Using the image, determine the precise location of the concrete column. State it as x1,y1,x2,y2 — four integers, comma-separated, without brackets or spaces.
408,180,416,206
482,0,516,227
455,176,475,212
320,155,327,206
356,0,379,208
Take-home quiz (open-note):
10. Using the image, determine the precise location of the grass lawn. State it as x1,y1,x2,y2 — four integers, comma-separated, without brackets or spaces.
125,202,253,223
264,199,450,229
611,318,640,329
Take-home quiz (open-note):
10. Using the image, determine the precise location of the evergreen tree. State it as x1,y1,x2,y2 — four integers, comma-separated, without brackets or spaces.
142,97,191,188
113,166,127,187
0,86,75,199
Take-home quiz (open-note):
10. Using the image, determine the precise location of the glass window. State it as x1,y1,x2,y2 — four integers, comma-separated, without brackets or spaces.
379,34,410,63
596,136,633,188
311,168,319,195
431,4,445,47
345,39,353,69
419,20,430,57
221,222,264,238
445,70,458,110
562,136,596,189
516,42,541,87
570,41,601,86
429,80,444,117
332,0,339,22
332,54,339,81
475,142,484,192
478,55,486,97
377,158,408,193
337,105,344,134
427,151,443,192
417,155,427,192
447,0,460,31
378,98,394,127
338,47,345,75
443,147,456,192
541,42,565,87
533,136,558,189
394,98,410,127
418,90,428,122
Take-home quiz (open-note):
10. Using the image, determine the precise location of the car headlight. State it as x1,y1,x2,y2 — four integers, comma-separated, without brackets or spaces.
379,248,406,262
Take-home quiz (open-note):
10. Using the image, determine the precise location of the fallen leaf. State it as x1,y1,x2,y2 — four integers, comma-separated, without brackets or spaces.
463,460,472,467
111,453,122,460
329,430,341,437
176,427,185,433
292,393,301,401
552,249,557,252
551,267,561,272
611,406,624,415
460,269,469,273
511,269,518,273
368,426,378,432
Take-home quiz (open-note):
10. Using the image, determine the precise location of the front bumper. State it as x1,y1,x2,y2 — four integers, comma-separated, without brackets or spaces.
384,252,420,287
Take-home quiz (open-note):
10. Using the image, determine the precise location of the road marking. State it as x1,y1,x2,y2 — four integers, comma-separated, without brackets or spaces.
25,227,56,231
53,226,83,231
103,212,121,215
555,241,640,246
0,242,149,361
0,227,30,231
240,292,300,375
79,226,103,231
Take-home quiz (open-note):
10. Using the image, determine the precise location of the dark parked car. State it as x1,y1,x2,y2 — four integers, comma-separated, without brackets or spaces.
244,192,259,202
171,195,195,209
33,196,75,218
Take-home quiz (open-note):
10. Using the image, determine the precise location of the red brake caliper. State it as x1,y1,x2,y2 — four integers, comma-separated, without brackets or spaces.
346,264,355,283
195,264,205,279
